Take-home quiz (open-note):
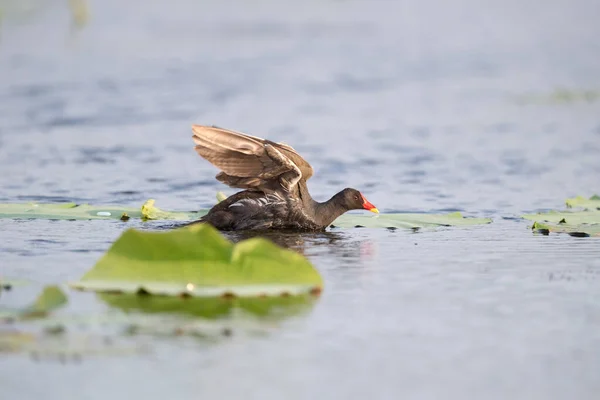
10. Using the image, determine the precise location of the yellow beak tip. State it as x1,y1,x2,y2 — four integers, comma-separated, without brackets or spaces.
370,208,379,214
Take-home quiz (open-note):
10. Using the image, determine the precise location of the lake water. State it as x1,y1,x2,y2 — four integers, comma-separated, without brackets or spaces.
1,0,600,399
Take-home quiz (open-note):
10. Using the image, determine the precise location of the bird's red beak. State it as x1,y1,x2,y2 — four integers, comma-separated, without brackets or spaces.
361,194,379,214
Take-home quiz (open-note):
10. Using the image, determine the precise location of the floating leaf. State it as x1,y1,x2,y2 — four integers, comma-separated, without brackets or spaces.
69,224,324,297
0,200,491,228
332,211,491,229
522,210,600,226
0,202,144,220
523,206,600,237
0,285,68,321
531,221,600,237
27,286,68,316
565,195,600,210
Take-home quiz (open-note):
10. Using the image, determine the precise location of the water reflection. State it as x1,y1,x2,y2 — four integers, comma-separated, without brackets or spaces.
224,230,375,263
98,292,317,321
156,222,376,264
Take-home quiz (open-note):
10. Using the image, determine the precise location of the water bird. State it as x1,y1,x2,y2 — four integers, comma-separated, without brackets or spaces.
189,125,378,231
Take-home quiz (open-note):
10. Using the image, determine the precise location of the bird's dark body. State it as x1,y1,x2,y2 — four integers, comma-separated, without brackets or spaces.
197,189,323,231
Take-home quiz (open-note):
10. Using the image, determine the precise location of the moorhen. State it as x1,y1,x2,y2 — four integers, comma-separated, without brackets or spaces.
190,125,378,231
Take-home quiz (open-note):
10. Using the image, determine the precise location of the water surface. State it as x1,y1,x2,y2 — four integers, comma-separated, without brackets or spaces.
1,0,600,399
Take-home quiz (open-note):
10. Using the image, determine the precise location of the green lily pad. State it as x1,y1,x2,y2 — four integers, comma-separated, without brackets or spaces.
69,223,324,297
332,211,491,229
531,221,600,237
565,195,600,210
522,210,600,226
0,202,143,221
523,202,600,237
0,285,68,321
28,286,68,315
0,199,491,228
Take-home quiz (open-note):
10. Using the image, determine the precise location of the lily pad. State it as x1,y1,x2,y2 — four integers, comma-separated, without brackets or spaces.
522,204,600,237
0,199,491,228
0,285,68,321
0,202,144,221
530,221,600,237
332,211,491,229
69,223,324,297
565,195,600,210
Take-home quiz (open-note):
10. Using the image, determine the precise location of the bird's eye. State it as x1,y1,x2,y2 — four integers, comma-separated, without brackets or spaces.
354,195,359,201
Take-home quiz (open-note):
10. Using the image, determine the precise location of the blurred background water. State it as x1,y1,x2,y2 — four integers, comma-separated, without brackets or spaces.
1,0,599,399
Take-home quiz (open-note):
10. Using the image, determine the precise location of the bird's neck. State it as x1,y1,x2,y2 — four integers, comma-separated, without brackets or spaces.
299,183,347,228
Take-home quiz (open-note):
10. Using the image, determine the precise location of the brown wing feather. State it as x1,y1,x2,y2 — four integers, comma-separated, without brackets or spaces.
192,125,313,191
271,142,314,181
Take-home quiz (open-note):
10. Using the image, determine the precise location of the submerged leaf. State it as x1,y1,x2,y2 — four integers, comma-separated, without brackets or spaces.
69,224,323,297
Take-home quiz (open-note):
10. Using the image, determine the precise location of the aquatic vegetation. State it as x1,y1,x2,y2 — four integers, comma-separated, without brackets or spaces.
1,194,598,360
331,211,491,229
0,285,67,322
522,195,600,237
0,0,89,30
0,202,143,220
1,224,321,358
565,195,600,210
70,223,324,297
0,199,492,229
513,88,600,105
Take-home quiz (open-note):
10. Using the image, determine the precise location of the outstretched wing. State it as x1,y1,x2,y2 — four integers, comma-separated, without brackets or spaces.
192,125,313,192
